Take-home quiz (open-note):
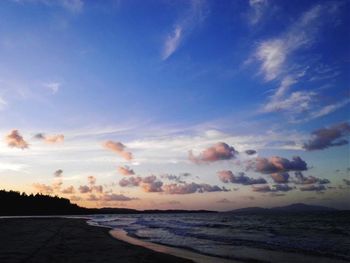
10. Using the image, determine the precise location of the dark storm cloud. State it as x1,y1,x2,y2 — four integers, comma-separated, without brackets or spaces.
217,170,266,185
303,122,350,151
189,142,238,163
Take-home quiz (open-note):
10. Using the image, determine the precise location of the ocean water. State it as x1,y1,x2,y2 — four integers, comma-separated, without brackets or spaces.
88,212,350,262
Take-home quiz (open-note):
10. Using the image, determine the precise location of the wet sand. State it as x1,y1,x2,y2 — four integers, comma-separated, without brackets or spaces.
0,218,193,263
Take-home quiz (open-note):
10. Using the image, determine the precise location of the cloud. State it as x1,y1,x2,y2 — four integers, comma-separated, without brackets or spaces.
245,149,257,155
141,175,164,193
5,130,29,149
119,175,163,192
189,142,238,163
43,82,60,94
0,96,7,110
61,186,75,194
252,184,293,192
13,0,84,13
217,170,266,185
252,185,271,192
78,176,103,194
263,91,316,114
119,176,142,187
249,156,307,174
163,26,182,60
61,0,83,13
343,179,350,186
35,133,64,144
78,185,90,193
103,140,133,161
303,122,350,151
100,193,137,202
162,0,207,60
160,174,186,183
306,99,350,121
254,4,327,81
270,172,289,183
293,172,330,185
300,184,326,192
248,0,268,25
162,182,229,195
54,169,63,177
118,165,135,176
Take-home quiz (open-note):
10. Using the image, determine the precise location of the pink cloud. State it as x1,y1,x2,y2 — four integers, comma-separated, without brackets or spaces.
189,142,237,164
103,140,133,161
5,130,29,149
118,165,135,176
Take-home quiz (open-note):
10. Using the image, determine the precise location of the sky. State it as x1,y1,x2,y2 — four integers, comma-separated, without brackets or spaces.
0,0,349,210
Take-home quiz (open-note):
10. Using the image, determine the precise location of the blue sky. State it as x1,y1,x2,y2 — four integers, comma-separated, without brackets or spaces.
0,0,349,210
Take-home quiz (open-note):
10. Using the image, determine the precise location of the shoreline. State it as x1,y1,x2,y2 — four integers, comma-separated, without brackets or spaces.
0,217,193,263
109,229,239,263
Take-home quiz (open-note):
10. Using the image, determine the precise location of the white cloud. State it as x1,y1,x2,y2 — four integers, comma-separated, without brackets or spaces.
248,0,269,25
0,96,7,110
43,82,60,94
162,0,207,60
254,4,324,81
163,26,183,60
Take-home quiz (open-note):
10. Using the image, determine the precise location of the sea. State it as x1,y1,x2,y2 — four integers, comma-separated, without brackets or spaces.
88,212,350,263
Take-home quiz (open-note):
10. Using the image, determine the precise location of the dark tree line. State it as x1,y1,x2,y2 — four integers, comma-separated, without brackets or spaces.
0,190,86,215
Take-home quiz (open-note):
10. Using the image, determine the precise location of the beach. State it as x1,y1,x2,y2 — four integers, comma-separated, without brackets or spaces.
0,218,193,263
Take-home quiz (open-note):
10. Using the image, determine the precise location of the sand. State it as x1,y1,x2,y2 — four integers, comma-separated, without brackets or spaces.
0,218,193,263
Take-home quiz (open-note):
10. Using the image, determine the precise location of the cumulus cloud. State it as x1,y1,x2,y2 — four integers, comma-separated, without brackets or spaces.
118,165,135,176
303,122,350,151
5,130,29,149
189,142,238,163
161,174,186,183
119,176,143,187
119,175,163,192
217,170,266,185
293,172,330,185
54,169,63,177
78,176,103,194
162,0,207,60
249,156,307,174
270,172,289,183
300,184,326,192
103,140,133,161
